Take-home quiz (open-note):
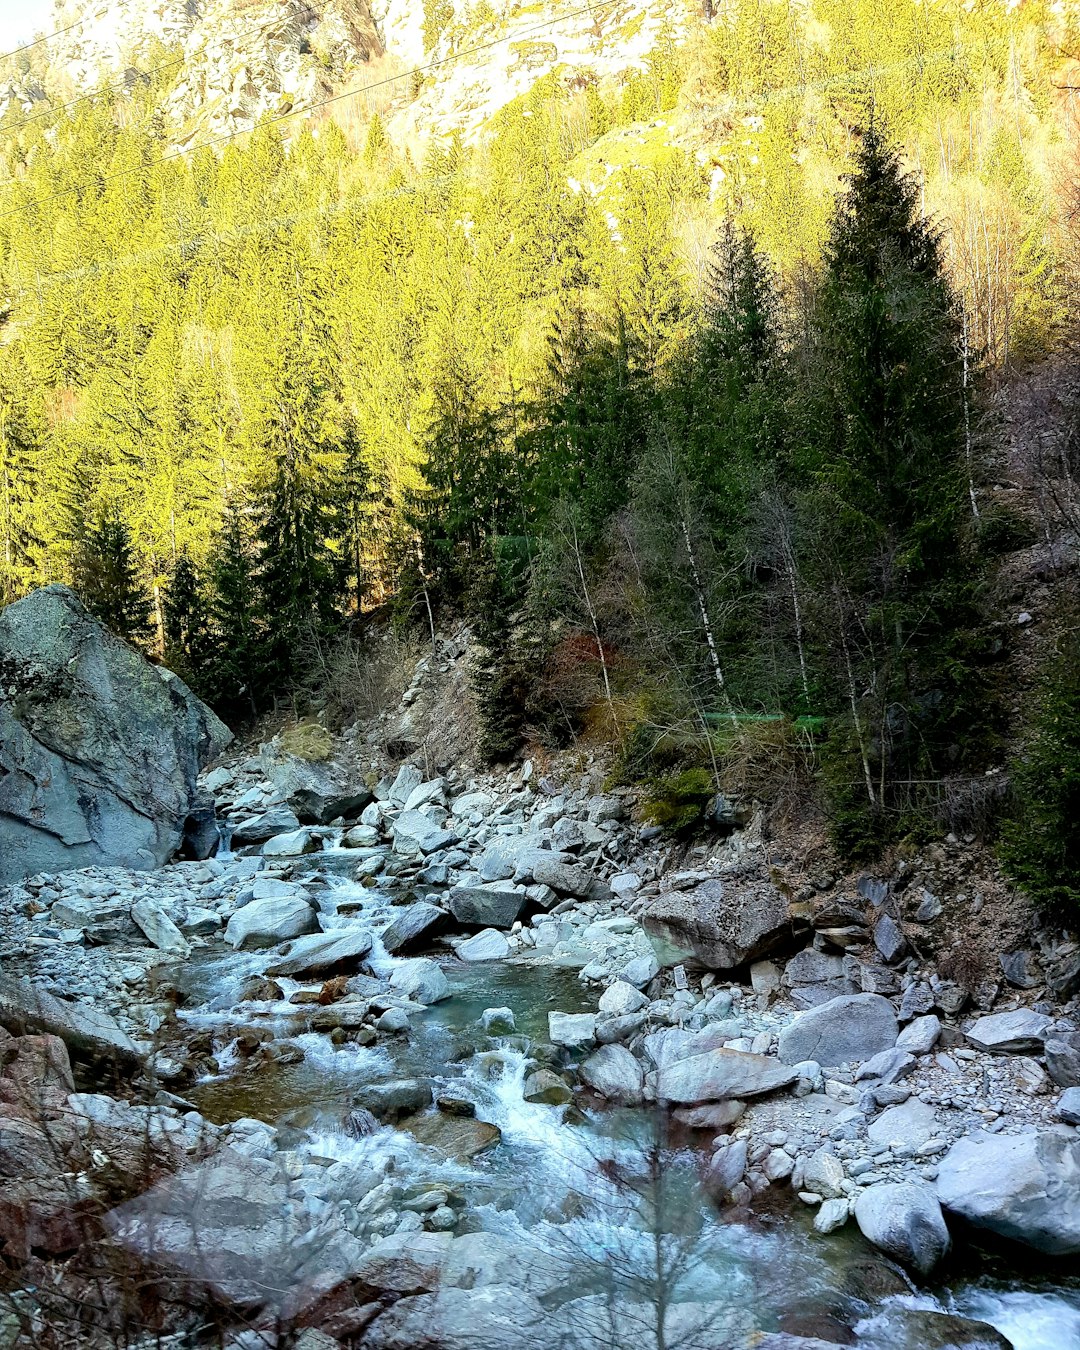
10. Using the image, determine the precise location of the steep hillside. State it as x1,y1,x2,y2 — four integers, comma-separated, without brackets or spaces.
1,0,686,153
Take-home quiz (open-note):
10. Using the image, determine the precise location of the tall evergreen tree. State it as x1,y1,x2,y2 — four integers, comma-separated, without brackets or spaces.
203,500,263,717
71,512,152,644
0,352,44,606
799,128,986,851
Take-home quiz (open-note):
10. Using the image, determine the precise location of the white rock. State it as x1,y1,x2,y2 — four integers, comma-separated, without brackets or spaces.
389,958,450,1005
224,894,317,949
455,929,511,961
598,980,649,1018
548,1012,596,1048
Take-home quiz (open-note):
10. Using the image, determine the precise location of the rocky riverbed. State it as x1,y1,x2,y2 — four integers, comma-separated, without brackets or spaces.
1,741,1079,1349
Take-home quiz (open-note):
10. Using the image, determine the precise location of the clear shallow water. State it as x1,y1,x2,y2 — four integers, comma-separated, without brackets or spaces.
174,874,1080,1349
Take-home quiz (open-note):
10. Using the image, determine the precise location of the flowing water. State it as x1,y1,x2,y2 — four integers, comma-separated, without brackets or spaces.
171,872,1080,1349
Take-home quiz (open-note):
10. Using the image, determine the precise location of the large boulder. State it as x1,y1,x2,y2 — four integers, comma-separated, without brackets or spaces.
1045,1033,1080,1089
0,974,141,1067
224,894,318,949
777,994,898,1067
0,586,231,883
449,879,528,929
853,1183,950,1275
655,1049,798,1103
641,878,806,970
265,926,373,977
936,1130,1080,1255
381,902,450,954
580,1045,644,1105
965,1010,1053,1054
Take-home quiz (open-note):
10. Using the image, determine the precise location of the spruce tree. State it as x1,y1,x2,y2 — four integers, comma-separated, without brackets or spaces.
203,501,263,718
0,352,43,607
71,513,153,645
163,552,208,681
800,127,985,851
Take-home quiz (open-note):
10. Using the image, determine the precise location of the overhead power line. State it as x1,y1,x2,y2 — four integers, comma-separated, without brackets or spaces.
0,15,87,65
0,0,621,225
4,0,335,136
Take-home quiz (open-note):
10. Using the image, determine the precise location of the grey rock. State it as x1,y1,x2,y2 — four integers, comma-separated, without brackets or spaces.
642,878,806,971
656,1049,798,1103
965,1009,1052,1054
777,994,899,1067
598,980,648,1017
231,807,301,844
671,1101,746,1130
874,914,908,964
481,1007,515,1035
262,827,320,857
0,586,231,883
1000,950,1042,990
803,1149,845,1199
580,1044,644,1105
449,880,528,930
388,764,423,807
784,949,845,986
389,958,450,1005
354,1080,433,1121
393,809,457,855
1046,952,1080,1003
266,927,373,977
854,1183,950,1275
455,929,511,961
530,855,608,901
130,900,191,957
867,1098,939,1148
1057,1087,1080,1125
814,1197,851,1234
855,1048,915,1084
523,1070,572,1105
937,1130,1080,1254
0,973,141,1067
913,890,943,923
224,894,317,950
704,1138,748,1199
381,902,448,954
621,953,660,988
896,1014,941,1055
548,1012,596,1047
1044,1033,1080,1089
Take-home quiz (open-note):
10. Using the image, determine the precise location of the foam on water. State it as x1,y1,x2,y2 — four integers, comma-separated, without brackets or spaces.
955,1289,1080,1350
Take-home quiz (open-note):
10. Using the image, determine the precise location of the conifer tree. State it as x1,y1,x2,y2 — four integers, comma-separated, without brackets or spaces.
71,513,152,645
163,552,208,680
0,352,44,606
203,500,263,717
799,128,984,850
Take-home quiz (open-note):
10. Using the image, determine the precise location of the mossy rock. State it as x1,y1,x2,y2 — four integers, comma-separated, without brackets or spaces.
280,721,333,761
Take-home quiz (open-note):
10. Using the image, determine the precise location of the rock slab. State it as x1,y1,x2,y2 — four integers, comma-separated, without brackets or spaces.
0,586,231,883
936,1130,1080,1255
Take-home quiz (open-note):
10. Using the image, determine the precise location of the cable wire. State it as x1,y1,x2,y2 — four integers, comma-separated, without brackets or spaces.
3,0,335,136
0,0,620,224
0,15,88,65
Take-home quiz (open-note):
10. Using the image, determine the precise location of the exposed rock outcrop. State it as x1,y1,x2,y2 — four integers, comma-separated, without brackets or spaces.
641,877,807,971
0,586,231,884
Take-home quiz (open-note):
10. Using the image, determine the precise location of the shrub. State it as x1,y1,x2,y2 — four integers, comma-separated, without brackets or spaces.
641,767,714,833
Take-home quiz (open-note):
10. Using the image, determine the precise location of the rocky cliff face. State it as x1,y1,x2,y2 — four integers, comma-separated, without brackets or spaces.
3,0,687,151
0,586,232,883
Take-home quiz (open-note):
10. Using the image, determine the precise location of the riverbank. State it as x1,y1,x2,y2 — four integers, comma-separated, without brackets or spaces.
0,742,1078,1348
